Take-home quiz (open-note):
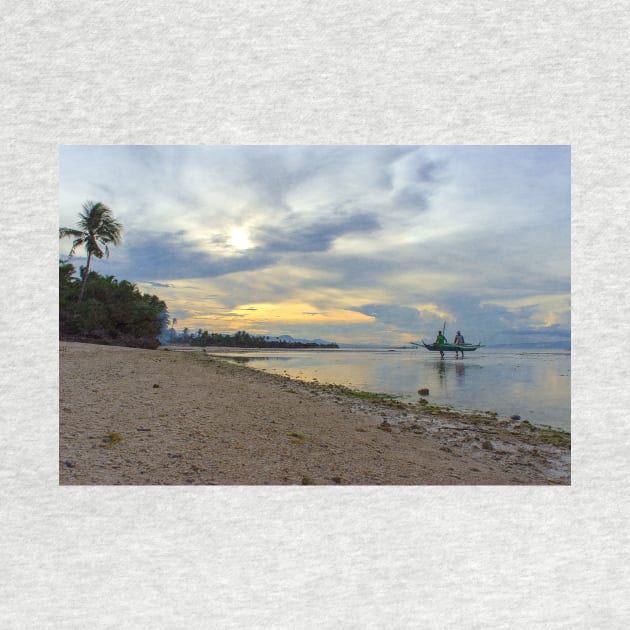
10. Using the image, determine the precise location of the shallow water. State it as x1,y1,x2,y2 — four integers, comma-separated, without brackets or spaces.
217,348,571,430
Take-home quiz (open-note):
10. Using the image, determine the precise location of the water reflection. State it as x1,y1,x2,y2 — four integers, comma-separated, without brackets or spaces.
432,358,479,385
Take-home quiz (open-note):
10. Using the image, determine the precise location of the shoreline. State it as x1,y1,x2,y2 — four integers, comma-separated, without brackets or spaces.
60,342,570,485
203,346,569,432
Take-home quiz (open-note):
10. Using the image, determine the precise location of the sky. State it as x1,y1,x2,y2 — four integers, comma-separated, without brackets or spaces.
58,145,570,347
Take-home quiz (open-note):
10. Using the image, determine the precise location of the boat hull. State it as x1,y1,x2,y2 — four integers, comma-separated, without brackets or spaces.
411,341,483,352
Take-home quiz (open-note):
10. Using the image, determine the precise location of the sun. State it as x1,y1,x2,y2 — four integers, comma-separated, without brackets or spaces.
228,227,252,250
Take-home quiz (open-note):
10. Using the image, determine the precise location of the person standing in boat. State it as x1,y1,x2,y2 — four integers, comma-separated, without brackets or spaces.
453,330,465,359
435,330,447,359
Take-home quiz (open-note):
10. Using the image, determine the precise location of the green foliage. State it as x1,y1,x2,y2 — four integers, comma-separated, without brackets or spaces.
186,329,338,349
59,201,124,303
288,431,307,442
101,431,123,447
59,260,168,343
59,261,80,307
538,428,571,446
59,201,123,259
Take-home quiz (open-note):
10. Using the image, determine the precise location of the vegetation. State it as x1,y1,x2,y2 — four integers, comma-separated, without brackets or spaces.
101,432,123,447
335,388,398,401
59,200,335,351
59,201,123,303
166,329,338,349
60,260,168,348
288,431,307,443
58,202,167,348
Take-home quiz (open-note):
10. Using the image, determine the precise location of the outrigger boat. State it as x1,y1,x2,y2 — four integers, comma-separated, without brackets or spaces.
410,321,483,354
411,341,483,352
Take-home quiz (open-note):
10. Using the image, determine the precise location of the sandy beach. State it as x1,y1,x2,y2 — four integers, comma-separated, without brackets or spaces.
59,342,570,485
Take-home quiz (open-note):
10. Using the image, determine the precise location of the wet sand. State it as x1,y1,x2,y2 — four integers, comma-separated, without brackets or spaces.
59,342,570,485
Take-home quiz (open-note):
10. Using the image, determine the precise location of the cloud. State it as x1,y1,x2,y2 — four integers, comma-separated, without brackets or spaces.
97,231,279,282
59,145,570,345
388,151,449,210
509,325,571,339
145,281,175,288
345,296,570,346
168,309,194,320
348,304,425,329
253,211,381,254
97,209,383,283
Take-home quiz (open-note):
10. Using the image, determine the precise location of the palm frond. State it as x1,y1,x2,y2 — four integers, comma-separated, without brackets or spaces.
62,200,123,265
68,237,86,257
59,227,83,239
99,217,123,237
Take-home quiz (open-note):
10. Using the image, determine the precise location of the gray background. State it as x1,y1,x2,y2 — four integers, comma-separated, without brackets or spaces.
2,1,628,627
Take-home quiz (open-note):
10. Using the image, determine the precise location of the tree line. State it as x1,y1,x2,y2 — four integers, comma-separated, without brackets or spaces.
59,200,338,350
59,201,167,348
59,261,168,348
174,329,338,349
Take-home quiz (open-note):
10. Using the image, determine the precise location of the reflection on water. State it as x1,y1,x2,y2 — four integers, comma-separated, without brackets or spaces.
217,348,570,430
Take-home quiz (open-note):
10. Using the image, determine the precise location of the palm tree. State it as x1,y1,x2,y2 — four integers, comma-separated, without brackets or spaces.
59,201,123,303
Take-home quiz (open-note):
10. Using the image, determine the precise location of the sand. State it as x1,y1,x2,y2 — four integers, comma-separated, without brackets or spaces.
59,342,570,485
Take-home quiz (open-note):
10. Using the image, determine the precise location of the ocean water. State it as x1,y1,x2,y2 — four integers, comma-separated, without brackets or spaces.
217,348,571,431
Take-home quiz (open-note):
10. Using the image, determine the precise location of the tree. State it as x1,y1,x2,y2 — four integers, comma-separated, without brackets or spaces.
59,260,168,346
59,201,123,303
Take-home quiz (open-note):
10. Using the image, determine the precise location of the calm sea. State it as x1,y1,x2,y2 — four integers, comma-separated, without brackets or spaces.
217,348,571,431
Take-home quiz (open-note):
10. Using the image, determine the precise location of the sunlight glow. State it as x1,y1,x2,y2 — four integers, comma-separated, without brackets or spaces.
228,227,252,250
234,302,374,325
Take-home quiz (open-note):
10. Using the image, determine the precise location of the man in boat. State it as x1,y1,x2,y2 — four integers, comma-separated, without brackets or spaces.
453,330,465,359
435,330,447,359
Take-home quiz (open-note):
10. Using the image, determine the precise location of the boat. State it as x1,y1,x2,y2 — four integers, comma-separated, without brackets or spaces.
411,341,483,352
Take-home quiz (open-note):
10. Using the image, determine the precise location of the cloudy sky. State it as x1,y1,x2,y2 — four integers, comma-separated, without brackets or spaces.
59,145,570,346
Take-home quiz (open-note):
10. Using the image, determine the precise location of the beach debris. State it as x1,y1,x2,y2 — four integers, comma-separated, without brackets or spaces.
510,414,521,421
101,431,123,447
418,388,430,396
137,428,151,431
332,476,342,484
288,431,307,443
538,428,570,446
152,383,160,388
63,460,76,468
301,475,316,485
